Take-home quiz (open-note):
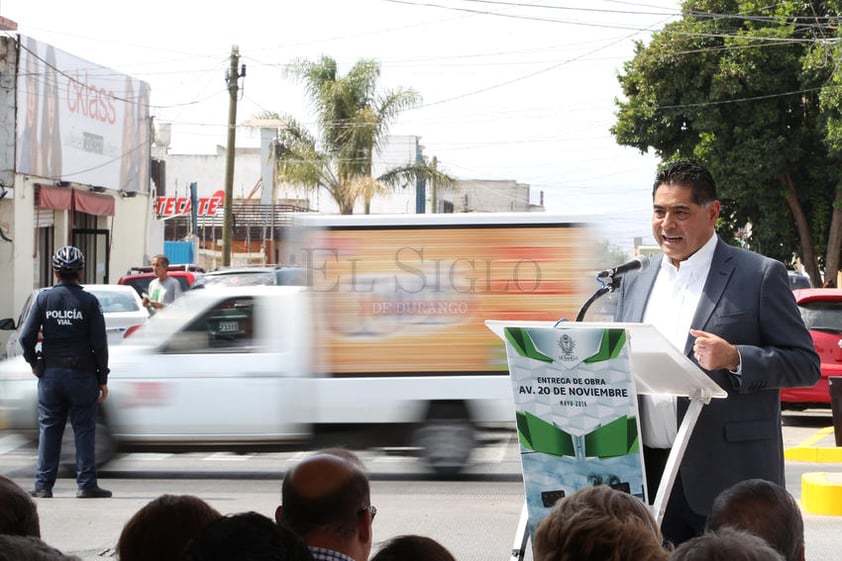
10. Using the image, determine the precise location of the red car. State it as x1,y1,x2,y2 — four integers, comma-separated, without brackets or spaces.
781,288,842,409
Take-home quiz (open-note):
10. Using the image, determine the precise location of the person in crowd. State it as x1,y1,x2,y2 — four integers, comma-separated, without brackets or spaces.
614,161,820,544
142,254,182,311
0,475,40,537
370,535,457,561
116,494,221,561
0,534,81,561
706,479,804,561
183,511,314,561
276,453,375,561
669,527,785,561
20,246,111,499
314,447,367,471
532,485,670,561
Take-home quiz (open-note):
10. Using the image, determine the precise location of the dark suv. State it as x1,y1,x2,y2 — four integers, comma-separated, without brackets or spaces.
118,264,205,297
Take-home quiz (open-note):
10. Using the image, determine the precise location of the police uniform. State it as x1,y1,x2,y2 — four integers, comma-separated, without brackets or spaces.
20,248,111,498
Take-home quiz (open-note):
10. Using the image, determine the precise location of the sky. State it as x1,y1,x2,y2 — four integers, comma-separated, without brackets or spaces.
1,0,682,255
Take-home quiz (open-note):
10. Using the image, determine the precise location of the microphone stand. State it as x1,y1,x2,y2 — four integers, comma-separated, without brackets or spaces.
574,273,621,322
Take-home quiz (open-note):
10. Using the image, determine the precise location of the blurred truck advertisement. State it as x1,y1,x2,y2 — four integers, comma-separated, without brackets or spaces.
291,213,596,377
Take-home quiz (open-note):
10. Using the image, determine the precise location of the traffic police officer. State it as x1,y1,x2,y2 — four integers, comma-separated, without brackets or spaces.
20,246,112,499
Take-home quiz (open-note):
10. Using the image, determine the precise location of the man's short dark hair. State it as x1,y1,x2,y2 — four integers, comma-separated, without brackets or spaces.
116,494,221,561
707,479,804,561
671,527,784,561
183,511,313,561
153,254,170,267
55,271,81,282
280,460,370,538
0,475,40,538
371,535,456,561
653,161,717,206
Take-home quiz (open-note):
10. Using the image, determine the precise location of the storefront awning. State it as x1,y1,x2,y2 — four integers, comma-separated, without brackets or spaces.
36,185,115,216
73,189,115,216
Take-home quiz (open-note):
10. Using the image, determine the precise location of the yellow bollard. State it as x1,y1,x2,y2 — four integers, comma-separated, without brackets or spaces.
801,472,842,516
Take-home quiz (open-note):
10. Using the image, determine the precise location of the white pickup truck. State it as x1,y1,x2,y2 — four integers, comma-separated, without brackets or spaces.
0,286,514,473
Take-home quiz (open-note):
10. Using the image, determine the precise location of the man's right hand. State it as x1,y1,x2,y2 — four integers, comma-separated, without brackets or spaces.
97,385,109,403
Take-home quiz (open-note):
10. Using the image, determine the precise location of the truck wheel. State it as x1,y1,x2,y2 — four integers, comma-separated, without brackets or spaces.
59,414,115,473
412,418,476,476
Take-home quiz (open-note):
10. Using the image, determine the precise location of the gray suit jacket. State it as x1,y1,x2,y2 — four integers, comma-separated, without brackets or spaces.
615,239,820,515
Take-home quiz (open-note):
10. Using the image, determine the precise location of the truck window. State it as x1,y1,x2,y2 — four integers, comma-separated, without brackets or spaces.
162,296,255,353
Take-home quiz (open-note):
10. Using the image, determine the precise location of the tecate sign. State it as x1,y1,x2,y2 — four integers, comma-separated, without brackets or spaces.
155,190,224,217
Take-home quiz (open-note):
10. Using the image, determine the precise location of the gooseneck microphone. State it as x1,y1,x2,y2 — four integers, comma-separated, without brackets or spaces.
597,256,650,279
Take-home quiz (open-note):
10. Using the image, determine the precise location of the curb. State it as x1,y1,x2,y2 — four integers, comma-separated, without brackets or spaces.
784,427,842,463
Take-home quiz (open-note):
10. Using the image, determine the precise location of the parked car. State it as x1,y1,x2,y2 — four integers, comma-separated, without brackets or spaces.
781,288,842,409
190,265,306,289
788,272,811,290
0,284,150,359
118,264,204,297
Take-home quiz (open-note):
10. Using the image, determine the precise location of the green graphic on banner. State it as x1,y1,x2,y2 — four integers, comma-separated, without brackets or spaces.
516,411,575,457
504,328,553,363
584,329,627,364
583,414,639,458
516,411,639,459
505,327,627,365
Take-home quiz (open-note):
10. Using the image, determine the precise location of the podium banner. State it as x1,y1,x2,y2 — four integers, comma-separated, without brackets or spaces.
502,325,647,540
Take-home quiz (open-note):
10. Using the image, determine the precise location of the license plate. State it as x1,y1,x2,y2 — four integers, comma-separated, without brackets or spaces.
217,321,239,333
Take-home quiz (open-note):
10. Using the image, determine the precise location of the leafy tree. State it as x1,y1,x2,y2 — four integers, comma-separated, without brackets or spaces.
612,0,842,286
270,56,452,214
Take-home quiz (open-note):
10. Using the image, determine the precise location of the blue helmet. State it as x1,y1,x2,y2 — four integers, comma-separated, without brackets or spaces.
52,245,85,273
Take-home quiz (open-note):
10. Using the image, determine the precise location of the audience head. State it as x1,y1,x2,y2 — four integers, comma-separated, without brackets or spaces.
183,511,313,561
370,535,456,561
277,453,374,561
0,476,40,538
533,485,669,561
670,527,785,561
707,479,804,561
116,494,221,561
0,535,81,561
316,447,367,471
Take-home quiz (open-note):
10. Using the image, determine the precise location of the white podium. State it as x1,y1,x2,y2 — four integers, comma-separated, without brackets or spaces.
486,320,727,561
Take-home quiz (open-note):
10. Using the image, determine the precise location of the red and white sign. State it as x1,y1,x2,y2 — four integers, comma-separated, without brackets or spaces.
155,190,224,217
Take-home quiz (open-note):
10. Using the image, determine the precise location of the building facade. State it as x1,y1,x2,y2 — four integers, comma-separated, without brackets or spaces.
0,35,152,345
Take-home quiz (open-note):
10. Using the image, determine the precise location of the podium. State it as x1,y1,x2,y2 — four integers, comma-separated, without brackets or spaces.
486,321,727,561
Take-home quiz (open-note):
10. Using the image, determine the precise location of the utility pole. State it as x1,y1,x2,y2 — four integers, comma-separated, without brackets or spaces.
222,45,245,267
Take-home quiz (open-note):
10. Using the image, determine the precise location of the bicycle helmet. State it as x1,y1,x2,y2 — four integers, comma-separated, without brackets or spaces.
52,245,85,273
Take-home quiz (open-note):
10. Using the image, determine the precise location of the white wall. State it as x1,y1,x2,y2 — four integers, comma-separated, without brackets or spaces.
443,179,534,213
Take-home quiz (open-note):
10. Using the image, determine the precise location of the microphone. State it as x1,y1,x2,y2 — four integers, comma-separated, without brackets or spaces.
597,256,650,279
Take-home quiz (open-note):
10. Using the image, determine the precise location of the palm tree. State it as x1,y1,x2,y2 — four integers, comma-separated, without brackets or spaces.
270,56,452,214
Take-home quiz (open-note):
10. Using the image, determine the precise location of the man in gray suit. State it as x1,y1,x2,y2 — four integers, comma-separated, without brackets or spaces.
614,161,820,545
